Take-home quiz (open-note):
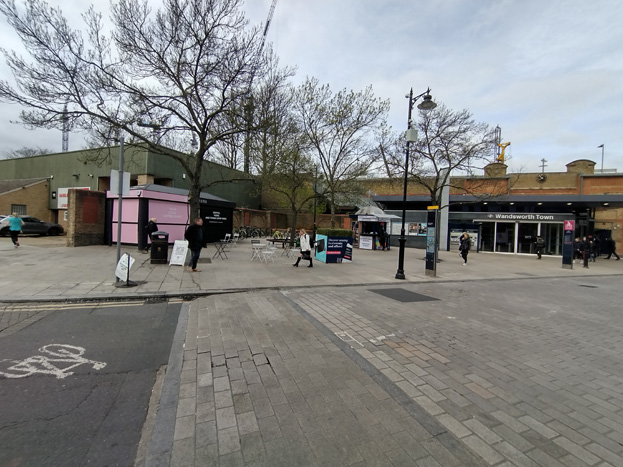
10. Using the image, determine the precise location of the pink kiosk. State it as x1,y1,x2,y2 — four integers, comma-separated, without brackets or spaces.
106,184,235,248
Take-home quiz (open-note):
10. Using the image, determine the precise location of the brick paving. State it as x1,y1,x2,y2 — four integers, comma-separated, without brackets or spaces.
167,274,623,466
171,291,484,466
285,276,623,466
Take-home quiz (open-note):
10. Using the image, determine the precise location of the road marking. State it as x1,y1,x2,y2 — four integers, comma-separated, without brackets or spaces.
335,331,364,347
0,299,177,313
0,344,107,379
369,333,395,345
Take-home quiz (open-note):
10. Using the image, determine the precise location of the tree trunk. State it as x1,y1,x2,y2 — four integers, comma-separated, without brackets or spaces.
188,180,202,223
329,199,337,228
289,209,298,247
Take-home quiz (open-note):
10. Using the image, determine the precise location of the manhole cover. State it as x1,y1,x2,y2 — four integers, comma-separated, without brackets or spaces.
369,288,439,303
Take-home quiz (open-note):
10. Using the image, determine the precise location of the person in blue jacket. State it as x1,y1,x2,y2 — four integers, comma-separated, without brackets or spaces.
7,213,24,248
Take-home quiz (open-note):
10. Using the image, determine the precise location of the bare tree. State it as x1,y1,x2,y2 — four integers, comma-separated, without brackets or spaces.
383,104,496,208
374,121,403,179
1,146,52,159
292,77,389,227
0,0,284,217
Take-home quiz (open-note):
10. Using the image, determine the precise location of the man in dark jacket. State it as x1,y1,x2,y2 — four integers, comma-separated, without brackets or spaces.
143,217,159,252
184,218,205,272
581,236,591,269
535,236,545,259
605,237,620,260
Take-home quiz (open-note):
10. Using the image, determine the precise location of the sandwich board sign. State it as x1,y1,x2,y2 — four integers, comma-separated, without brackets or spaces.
170,240,189,266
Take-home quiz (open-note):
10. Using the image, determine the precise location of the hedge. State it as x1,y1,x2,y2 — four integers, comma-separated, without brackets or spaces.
316,228,353,237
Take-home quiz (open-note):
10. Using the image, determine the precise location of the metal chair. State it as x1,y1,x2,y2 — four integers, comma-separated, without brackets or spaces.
231,232,240,247
262,244,276,263
251,239,263,261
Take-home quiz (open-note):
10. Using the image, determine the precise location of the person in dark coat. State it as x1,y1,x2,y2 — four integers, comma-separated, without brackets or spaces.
535,236,545,259
184,218,205,272
605,237,620,260
378,224,387,251
458,232,471,265
573,237,583,263
143,217,159,252
581,236,591,269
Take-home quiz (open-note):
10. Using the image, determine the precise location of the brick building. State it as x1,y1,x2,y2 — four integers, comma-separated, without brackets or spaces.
0,144,260,232
366,159,623,256
0,178,52,221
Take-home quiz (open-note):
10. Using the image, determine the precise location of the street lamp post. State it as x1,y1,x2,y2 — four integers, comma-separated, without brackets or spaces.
313,165,318,243
598,144,604,173
395,88,437,280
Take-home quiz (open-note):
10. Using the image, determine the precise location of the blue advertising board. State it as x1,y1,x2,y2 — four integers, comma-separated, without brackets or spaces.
315,235,353,263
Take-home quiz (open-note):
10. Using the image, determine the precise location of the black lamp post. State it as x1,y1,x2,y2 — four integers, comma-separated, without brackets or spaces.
395,88,437,280
312,165,318,244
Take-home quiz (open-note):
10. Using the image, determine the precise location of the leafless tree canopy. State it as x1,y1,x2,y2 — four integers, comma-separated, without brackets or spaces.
1,146,52,159
292,77,389,226
0,0,284,216
381,104,495,207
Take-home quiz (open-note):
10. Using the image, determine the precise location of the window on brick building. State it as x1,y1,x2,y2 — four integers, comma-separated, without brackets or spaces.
11,204,27,215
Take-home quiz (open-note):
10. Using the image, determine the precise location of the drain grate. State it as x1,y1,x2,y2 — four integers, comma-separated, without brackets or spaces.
369,288,439,303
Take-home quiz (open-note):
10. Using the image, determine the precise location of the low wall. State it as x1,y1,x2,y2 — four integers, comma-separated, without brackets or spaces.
67,189,106,246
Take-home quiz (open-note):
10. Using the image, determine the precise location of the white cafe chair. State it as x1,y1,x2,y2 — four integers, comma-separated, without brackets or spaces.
261,244,276,263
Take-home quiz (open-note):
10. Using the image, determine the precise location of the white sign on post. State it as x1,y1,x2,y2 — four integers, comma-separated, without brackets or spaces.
110,170,131,196
115,253,135,280
170,240,189,266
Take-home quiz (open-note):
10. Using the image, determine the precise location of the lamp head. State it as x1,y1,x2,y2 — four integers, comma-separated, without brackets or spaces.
417,91,437,110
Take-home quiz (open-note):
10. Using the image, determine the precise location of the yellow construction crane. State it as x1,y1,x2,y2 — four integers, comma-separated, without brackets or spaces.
497,142,510,164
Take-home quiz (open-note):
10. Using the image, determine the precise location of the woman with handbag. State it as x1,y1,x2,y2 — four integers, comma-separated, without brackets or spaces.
293,228,313,268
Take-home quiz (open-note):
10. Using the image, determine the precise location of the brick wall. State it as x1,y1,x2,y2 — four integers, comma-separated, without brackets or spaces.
66,189,106,246
0,180,52,221
233,208,347,232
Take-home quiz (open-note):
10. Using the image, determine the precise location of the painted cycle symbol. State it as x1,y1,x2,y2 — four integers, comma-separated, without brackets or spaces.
0,344,107,379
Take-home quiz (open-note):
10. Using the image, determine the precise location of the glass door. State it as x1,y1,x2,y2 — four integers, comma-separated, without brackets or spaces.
479,223,495,252
495,222,515,253
541,223,563,256
518,223,538,254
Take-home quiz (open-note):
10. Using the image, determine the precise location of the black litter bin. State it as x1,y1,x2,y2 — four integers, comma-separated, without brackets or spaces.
150,231,169,264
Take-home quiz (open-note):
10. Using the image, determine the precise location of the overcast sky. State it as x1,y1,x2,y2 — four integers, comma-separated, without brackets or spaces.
1,0,622,174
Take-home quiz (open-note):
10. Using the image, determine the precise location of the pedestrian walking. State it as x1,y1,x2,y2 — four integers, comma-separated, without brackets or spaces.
143,217,159,252
293,228,313,268
7,213,24,248
535,235,545,259
378,225,387,251
458,232,471,265
592,236,601,259
573,237,583,263
582,236,591,268
605,237,620,260
184,217,205,272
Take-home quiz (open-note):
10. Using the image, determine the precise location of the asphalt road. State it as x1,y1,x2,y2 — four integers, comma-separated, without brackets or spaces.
0,299,182,467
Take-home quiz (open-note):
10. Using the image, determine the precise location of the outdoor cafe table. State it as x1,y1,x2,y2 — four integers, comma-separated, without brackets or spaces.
266,237,288,248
